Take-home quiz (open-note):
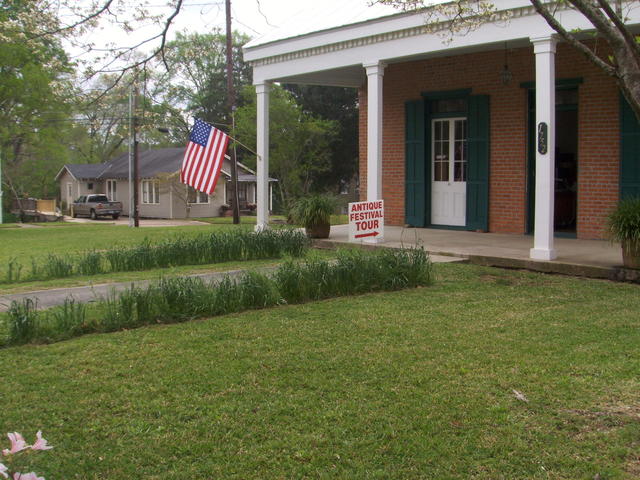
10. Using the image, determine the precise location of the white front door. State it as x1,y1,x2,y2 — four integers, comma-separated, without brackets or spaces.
431,118,467,226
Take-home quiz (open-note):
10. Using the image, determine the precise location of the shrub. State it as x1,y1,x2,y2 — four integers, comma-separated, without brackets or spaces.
608,196,640,245
290,195,337,229
7,298,39,345
2,248,433,346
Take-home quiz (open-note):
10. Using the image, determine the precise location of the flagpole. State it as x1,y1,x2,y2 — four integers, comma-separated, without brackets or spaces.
226,0,240,224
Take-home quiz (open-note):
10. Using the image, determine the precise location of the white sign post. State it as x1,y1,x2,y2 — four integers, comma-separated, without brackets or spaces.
348,200,384,242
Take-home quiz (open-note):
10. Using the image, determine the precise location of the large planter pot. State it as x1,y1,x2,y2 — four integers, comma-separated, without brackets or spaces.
305,222,330,239
622,240,640,269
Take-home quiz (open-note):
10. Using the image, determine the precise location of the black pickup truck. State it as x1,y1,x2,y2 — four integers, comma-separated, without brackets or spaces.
71,194,123,220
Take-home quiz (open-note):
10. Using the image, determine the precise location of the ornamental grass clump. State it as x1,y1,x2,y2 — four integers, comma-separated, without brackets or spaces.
6,298,38,345
0,229,309,284
41,254,73,279
1,248,433,346
290,194,337,238
608,196,640,269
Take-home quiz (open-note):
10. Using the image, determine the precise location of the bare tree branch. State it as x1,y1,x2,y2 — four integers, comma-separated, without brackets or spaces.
530,0,616,76
33,0,115,38
595,0,640,61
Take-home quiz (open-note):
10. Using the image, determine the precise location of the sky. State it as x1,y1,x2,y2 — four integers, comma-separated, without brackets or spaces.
66,0,398,71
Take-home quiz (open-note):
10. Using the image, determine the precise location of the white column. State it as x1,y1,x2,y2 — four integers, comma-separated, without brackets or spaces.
255,82,270,232
530,36,557,261
364,61,386,243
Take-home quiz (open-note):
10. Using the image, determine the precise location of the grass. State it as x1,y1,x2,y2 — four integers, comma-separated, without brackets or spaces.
0,263,639,479
194,214,349,226
0,224,244,267
0,224,306,286
1,248,432,346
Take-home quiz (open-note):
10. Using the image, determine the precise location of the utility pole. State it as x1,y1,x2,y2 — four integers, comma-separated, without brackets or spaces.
226,0,240,224
128,84,140,227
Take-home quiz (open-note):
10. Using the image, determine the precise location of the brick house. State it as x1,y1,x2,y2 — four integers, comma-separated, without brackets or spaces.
244,0,640,260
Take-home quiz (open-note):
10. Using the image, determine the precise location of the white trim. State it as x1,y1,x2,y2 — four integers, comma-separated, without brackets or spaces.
141,179,160,205
255,83,271,232
530,36,557,261
169,186,174,219
106,179,117,201
54,165,76,182
246,2,640,86
364,61,385,244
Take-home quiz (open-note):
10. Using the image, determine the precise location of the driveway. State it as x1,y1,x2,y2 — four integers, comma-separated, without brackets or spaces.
62,216,211,227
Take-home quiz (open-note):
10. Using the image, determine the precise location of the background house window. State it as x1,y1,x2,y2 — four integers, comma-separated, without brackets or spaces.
238,183,248,202
187,185,209,204
106,180,117,201
87,182,94,190
141,180,159,204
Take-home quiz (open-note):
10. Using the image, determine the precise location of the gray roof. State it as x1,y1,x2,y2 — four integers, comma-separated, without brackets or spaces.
60,148,275,182
64,163,109,180
100,147,186,179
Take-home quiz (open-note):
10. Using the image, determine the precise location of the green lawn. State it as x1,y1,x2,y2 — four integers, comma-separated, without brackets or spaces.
0,223,248,264
0,223,257,292
1,263,639,479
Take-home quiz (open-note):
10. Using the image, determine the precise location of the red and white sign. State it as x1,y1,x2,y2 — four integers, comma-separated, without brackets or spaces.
348,200,384,242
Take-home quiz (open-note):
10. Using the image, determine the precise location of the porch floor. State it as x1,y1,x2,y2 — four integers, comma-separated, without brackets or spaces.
315,225,638,282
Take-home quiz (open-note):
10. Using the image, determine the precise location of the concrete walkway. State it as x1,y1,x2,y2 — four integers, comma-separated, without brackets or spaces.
0,268,266,312
315,225,639,282
61,216,212,227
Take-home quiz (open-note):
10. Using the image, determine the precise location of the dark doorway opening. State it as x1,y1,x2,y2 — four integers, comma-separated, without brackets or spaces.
527,87,579,236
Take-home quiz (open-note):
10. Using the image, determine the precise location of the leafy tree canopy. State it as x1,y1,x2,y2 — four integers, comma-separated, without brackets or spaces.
234,85,339,210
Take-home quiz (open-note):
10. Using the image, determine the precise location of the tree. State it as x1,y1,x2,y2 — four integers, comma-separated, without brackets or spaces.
282,85,359,194
378,0,640,121
234,85,338,210
71,72,188,165
0,0,76,202
160,31,252,127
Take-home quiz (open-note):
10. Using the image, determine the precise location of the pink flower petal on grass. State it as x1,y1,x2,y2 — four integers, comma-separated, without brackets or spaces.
13,473,45,480
0,463,8,479
4,433,27,455
30,432,52,451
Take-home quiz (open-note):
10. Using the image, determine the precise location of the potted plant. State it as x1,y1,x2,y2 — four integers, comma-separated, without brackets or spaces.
608,196,640,269
291,194,336,239
219,204,232,217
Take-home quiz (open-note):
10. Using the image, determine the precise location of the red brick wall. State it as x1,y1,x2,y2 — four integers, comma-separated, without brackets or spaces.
359,43,619,239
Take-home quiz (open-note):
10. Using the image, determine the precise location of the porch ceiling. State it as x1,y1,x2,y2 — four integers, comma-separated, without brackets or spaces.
246,1,640,86
270,38,534,88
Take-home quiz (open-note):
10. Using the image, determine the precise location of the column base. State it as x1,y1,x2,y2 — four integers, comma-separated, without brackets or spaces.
529,247,557,261
254,222,269,233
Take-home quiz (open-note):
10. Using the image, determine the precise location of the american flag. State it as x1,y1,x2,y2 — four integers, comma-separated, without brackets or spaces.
181,119,229,195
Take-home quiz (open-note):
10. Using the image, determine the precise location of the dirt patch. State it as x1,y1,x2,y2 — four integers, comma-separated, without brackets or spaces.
626,454,640,478
562,404,640,438
478,273,540,287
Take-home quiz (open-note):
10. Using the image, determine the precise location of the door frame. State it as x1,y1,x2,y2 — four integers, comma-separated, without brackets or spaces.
525,80,581,236
430,116,468,227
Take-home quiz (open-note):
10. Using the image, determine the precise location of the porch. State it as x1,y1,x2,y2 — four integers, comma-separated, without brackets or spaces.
316,225,639,282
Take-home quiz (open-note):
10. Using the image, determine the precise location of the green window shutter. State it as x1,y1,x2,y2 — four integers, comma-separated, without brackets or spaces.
620,96,640,199
466,95,490,231
405,99,427,227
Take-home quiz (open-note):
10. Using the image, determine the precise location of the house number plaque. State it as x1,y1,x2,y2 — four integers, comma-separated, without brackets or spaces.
537,122,548,154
